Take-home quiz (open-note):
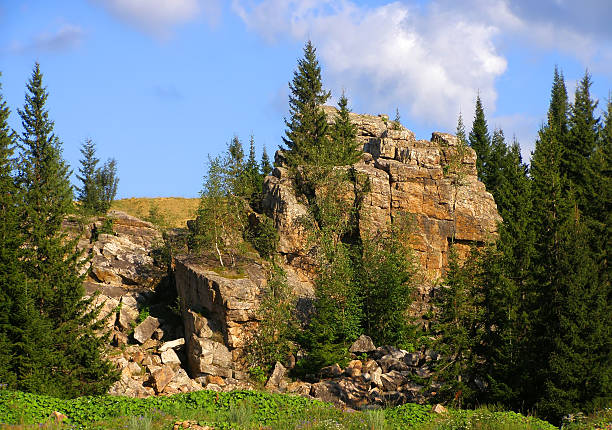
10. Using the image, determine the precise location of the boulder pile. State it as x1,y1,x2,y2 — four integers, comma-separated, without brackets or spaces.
266,335,440,409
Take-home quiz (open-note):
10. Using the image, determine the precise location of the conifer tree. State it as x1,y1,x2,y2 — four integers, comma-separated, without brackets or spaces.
392,107,401,130
246,135,260,191
456,112,467,144
328,93,361,165
76,138,100,214
479,135,534,407
528,70,611,422
0,76,21,388
430,247,484,408
469,94,491,183
261,145,272,176
566,71,599,208
283,40,331,166
15,63,116,397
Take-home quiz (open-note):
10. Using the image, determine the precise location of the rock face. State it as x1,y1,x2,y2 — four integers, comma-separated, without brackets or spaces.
174,256,265,384
262,107,501,287
63,210,164,298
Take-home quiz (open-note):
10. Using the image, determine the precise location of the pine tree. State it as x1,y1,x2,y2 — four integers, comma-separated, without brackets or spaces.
15,63,116,397
0,75,21,388
430,247,484,408
537,201,611,421
246,135,261,192
283,40,331,166
328,93,361,165
479,135,535,407
566,71,599,208
527,69,611,421
261,145,272,177
456,112,467,144
469,94,491,183
392,107,401,130
76,138,100,214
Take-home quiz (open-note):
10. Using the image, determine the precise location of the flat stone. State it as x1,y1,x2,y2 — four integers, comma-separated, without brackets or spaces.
133,316,160,344
159,338,185,352
160,349,182,367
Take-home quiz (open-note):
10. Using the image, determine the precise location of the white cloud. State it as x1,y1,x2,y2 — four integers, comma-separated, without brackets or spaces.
8,24,84,53
437,0,612,74
232,0,507,131
92,0,218,38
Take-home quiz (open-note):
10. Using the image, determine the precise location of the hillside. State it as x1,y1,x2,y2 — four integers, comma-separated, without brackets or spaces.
111,197,199,229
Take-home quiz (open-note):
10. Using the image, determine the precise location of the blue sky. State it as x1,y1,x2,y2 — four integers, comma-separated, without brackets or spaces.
1,0,611,198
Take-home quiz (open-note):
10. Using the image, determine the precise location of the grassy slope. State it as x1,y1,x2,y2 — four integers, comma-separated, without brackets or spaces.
0,390,563,430
110,197,199,229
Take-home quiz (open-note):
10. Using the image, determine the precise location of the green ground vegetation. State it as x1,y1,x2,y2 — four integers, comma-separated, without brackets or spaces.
0,389,560,430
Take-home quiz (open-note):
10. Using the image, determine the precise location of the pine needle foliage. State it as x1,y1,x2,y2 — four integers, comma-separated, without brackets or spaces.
12,63,117,397
283,40,331,167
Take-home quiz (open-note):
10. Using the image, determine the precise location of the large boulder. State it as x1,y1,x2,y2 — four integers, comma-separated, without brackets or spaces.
133,316,160,344
349,335,376,354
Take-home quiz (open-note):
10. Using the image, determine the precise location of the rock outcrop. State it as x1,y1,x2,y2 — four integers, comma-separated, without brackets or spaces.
173,256,265,387
262,107,501,288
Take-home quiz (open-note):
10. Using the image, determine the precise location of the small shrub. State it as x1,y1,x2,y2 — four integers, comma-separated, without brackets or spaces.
248,366,268,387
246,214,279,259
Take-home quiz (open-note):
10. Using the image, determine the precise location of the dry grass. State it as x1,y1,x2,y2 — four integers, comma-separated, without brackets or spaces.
110,197,199,229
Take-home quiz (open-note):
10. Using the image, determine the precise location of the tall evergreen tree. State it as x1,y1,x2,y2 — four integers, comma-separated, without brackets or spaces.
15,63,116,397
430,247,484,408
283,40,331,166
328,93,361,165
469,94,491,183
479,134,535,407
528,70,611,422
76,138,100,213
566,71,599,208
261,145,272,177
0,75,21,388
456,112,467,144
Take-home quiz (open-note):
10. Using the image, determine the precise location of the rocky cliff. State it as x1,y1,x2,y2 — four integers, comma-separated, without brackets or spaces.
262,107,501,294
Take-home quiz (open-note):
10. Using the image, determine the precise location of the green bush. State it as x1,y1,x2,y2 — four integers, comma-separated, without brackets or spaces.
245,214,278,259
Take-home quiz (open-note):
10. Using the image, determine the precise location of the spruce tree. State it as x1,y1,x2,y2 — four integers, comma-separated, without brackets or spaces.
76,138,101,214
456,112,467,144
479,135,534,407
0,76,21,388
528,70,611,421
328,93,361,165
430,247,484,408
261,145,272,176
15,63,116,397
283,40,331,166
392,107,401,130
566,71,599,208
469,94,491,183
246,135,261,192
